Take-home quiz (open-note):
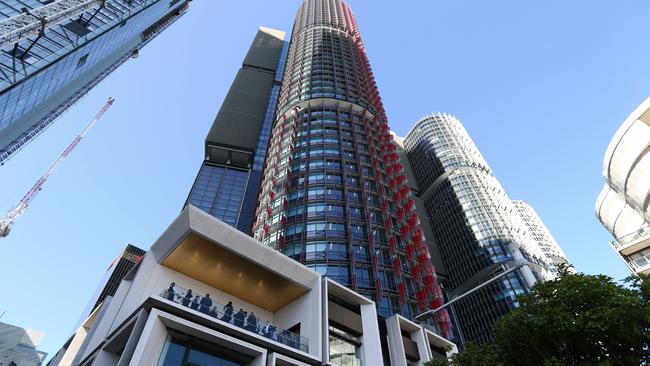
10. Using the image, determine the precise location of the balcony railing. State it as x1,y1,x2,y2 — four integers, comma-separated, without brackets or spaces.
612,225,650,250
630,254,650,272
159,285,308,352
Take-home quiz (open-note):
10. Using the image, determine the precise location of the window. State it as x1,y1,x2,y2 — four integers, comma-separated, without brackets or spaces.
159,333,250,366
306,221,345,238
63,20,91,37
329,326,362,366
307,203,344,217
309,265,349,285
76,53,89,69
354,267,373,288
283,243,303,260
379,271,396,291
306,241,347,260
308,188,342,200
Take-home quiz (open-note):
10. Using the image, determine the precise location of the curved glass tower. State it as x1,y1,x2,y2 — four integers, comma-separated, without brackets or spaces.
253,0,451,337
403,113,554,344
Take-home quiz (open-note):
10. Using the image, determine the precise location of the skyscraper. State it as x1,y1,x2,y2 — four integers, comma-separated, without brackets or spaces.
596,97,650,276
252,0,451,337
0,0,190,165
402,113,555,344
0,321,47,366
185,27,288,234
513,200,571,273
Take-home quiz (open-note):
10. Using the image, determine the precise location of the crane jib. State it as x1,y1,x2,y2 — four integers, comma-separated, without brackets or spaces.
0,97,115,238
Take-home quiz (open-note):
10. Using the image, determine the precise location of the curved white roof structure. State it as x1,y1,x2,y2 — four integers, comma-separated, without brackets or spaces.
596,97,650,276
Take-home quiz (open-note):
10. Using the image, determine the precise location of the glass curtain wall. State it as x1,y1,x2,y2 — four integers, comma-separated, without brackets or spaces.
252,0,451,338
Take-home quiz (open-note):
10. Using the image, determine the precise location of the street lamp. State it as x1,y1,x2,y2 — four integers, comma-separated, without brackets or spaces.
414,260,530,321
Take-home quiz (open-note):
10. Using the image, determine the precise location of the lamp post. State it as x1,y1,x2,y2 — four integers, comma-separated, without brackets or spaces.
414,260,530,322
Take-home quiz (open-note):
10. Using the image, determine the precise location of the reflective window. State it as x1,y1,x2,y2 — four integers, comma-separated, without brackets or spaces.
158,333,249,366
329,326,362,366
187,164,248,227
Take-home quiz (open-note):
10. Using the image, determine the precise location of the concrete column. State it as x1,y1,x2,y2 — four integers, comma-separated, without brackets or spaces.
385,316,406,366
412,328,430,365
359,303,383,366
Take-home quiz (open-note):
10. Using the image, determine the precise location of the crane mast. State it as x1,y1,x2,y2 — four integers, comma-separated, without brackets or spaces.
0,97,114,238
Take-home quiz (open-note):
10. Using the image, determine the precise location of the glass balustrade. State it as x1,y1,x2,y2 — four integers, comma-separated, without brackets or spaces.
612,225,650,249
159,285,308,352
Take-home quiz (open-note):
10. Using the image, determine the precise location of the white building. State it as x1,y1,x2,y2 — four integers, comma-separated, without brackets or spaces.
596,97,650,276
512,200,571,274
51,206,456,366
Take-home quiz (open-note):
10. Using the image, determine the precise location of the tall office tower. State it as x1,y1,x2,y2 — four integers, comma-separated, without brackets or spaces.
0,321,47,365
185,27,288,235
252,0,452,338
0,0,190,165
402,113,555,345
513,200,571,273
596,97,650,276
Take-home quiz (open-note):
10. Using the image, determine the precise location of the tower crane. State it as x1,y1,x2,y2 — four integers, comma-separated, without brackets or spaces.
0,97,114,238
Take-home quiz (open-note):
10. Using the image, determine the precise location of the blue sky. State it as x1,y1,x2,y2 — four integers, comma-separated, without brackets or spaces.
0,0,647,358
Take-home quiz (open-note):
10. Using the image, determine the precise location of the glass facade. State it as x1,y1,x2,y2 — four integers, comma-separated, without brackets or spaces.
0,0,190,164
158,333,250,366
403,113,555,345
252,0,451,337
512,200,571,274
186,164,249,228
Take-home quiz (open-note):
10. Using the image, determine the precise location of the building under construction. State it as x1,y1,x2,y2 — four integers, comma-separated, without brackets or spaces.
0,0,190,166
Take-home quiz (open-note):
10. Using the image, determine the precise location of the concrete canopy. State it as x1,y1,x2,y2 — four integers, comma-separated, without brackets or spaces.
150,205,319,312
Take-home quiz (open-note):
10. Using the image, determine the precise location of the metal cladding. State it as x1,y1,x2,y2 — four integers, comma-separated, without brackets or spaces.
252,0,452,338
186,27,287,235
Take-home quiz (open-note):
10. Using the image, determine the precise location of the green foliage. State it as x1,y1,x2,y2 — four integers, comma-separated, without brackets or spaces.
425,343,502,366
427,269,650,366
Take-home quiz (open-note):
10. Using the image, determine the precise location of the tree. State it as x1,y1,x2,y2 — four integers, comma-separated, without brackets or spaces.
426,343,502,366
426,268,650,366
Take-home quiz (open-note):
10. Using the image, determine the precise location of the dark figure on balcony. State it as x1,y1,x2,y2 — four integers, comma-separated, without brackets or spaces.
234,309,246,327
199,293,212,314
209,306,219,318
263,321,277,340
246,312,258,333
190,295,200,310
166,282,176,301
221,301,234,322
182,289,193,306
